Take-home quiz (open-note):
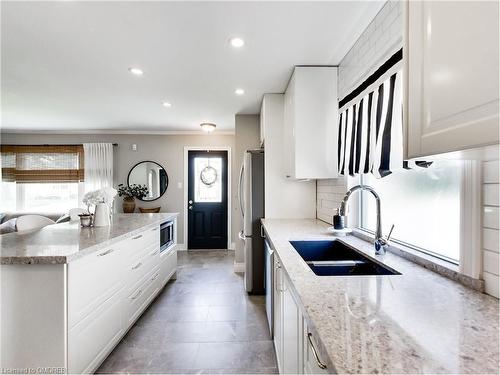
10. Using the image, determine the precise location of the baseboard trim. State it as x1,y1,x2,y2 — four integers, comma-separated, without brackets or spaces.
176,243,187,251
233,261,245,273
228,242,236,250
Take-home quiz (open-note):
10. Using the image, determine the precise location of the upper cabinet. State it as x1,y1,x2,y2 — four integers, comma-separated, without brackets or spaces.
283,67,339,179
406,1,499,159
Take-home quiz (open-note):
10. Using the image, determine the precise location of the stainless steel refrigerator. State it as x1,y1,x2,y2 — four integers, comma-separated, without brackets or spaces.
238,149,265,294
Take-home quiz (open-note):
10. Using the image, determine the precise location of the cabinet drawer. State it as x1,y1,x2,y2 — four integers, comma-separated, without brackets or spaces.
68,289,124,374
125,266,161,327
126,243,160,288
68,244,125,328
160,248,177,285
131,226,160,250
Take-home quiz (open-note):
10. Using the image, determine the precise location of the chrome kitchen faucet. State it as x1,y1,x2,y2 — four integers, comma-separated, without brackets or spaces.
338,185,393,255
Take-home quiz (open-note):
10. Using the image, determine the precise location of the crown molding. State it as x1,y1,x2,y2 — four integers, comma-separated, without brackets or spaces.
0,129,235,136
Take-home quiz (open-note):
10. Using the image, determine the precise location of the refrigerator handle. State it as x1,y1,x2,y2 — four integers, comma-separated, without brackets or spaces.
238,161,245,220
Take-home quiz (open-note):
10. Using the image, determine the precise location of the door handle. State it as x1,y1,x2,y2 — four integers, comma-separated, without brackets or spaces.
189,206,193,210
238,162,244,220
189,200,193,204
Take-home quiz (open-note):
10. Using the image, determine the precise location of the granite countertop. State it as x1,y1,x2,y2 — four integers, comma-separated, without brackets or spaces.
262,218,500,374
1,213,178,265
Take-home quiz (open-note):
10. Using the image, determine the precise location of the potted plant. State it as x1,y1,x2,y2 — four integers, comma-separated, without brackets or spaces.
117,184,149,213
82,187,117,227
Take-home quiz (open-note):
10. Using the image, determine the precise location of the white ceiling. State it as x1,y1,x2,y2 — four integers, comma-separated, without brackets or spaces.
1,1,384,133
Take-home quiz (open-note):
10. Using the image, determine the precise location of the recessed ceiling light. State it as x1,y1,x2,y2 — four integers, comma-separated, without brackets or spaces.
235,88,245,96
128,67,143,76
200,123,216,133
162,101,172,108
229,37,245,48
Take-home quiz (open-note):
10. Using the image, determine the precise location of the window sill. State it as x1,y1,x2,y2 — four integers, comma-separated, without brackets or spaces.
351,228,485,293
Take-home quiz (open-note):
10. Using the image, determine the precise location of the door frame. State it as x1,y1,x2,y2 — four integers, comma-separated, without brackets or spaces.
183,146,232,250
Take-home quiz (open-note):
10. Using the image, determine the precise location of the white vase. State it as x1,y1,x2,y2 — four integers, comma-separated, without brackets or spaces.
93,203,110,227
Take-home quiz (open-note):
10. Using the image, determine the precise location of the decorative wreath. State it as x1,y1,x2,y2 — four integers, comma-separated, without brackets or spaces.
200,166,218,186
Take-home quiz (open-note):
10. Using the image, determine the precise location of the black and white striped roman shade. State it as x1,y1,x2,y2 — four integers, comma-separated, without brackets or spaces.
337,70,431,178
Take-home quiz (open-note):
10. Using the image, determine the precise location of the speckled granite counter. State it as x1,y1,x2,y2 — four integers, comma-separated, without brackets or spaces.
262,219,499,374
1,213,177,264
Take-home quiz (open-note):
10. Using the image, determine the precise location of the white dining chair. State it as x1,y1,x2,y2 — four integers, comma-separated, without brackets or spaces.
69,208,87,221
16,215,55,232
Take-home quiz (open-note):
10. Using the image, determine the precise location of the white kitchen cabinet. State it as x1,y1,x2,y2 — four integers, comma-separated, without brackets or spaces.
160,246,177,286
272,251,329,375
283,67,338,179
273,256,284,372
273,254,305,375
406,1,499,158
262,93,317,219
282,275,302,375
260,98,266,147
68,290,124,374
1,218,178,374
68,244,125,329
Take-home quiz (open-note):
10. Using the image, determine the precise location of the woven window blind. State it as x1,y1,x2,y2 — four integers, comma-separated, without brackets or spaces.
0,145,84,182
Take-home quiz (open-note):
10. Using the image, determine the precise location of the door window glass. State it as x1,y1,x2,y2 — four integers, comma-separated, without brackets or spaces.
194,157,222,202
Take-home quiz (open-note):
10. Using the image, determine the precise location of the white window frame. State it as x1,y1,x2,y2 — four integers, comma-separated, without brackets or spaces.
9,181,85,213
347,160,482,278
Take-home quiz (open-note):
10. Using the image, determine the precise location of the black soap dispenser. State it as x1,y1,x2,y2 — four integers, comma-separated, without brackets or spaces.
332,208,345,230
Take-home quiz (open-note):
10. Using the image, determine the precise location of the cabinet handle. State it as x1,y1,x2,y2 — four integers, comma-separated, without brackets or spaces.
151,273,160,281
275,265,281,292
132,234,143,240
132,262,142,270
97,249,114,257
130,289,142,300
150,227,158,231
307,333,327,370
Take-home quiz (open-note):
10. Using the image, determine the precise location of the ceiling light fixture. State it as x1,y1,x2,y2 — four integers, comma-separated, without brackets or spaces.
229,37,245,48
200,123,216,133
128,67,143,76
234,88,245,96
162,101,172,108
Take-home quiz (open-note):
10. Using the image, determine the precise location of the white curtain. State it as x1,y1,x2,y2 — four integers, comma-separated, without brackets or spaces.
83,143,113,192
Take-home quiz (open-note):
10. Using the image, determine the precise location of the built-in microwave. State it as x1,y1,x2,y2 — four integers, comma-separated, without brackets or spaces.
160,221,174,252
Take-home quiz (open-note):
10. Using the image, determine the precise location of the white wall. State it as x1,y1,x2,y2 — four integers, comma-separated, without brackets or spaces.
482,160,500,298
1,132,235,250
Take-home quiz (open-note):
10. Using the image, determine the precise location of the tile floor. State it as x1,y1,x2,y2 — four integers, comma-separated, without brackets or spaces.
97,250,278,374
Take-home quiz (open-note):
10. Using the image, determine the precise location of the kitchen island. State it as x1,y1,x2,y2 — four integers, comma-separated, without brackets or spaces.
262,218,499,374
1,213,178,374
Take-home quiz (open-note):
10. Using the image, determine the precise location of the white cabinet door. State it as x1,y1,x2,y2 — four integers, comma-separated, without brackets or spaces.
283,67,339,179
407,1,499,158
283,74,296,179
68,290,124,374
273,256,283,373
282,275,301,375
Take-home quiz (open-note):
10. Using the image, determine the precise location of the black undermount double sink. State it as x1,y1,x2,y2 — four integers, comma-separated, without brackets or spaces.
290,240,400,276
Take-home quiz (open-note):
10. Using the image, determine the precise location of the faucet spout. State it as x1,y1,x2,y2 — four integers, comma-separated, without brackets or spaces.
338,185,387,255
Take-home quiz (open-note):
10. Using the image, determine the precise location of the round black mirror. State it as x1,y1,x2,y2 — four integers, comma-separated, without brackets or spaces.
127,161,168,201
